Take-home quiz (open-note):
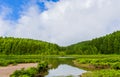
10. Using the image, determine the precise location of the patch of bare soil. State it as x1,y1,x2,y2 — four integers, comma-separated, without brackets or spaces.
0,63,37,77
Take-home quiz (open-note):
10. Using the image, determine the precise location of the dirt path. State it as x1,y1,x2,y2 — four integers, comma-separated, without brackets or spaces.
0,63,38,77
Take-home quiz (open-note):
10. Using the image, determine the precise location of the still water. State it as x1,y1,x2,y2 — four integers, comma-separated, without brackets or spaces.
43,57,87,77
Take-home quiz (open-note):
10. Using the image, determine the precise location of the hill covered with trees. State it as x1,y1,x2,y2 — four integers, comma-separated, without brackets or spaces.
0,37,60,55
0,31,120,55
66,31,120,55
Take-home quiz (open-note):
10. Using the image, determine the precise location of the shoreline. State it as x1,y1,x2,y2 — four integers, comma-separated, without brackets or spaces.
0,63,37,77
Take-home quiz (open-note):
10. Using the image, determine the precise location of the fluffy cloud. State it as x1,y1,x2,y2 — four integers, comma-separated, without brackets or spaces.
1,0,120,46
0,6,14,36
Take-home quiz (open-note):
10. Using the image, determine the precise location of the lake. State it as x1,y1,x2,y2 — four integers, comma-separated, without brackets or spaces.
43,57,87,77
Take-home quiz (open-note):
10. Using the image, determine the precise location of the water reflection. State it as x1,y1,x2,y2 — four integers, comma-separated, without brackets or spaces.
45,64,86,77
41,57,86,77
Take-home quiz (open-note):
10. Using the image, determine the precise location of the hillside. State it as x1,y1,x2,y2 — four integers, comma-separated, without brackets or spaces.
66,31,120,54
0,31,120,55
0,37,60,55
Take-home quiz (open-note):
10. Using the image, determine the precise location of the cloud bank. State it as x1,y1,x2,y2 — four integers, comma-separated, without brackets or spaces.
0,0,120,46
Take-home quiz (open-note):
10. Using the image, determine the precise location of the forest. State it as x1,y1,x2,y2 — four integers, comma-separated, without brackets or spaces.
0,37,60,55
66,31,120,54
0,30,120,55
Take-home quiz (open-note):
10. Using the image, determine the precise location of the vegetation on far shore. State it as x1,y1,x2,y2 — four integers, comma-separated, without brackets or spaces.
66,31,120,54
0,55,61,66
0,30,120,55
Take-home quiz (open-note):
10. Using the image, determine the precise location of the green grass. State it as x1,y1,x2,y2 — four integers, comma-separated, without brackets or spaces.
75,55,120,69
82,69,120,77
0,55,120,66
0,55,60,66
10,61,49,77
74,55,120,77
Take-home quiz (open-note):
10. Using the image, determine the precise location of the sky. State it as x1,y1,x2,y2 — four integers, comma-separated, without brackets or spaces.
0,0,120,46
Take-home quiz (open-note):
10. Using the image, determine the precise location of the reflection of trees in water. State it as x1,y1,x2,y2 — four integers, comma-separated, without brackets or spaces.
36,57,77,77
42,57,75,69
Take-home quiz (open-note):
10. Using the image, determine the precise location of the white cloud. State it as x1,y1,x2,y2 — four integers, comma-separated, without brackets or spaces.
0,18,11,36
0,6,13,36
1,0,120,46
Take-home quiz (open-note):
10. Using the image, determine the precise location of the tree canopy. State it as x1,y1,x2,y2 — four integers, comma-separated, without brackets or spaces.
0,37,60,55
66,31,120,55
0,31,120,55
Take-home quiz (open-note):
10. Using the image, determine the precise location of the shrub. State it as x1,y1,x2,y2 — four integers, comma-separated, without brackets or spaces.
111,62,120,69
37,61,48,73
10,61,49,77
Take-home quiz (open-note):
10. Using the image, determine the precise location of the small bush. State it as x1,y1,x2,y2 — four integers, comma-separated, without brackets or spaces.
37,61,48,73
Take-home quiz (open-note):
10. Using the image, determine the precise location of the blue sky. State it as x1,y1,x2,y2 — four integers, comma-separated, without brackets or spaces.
0,0,120,46
0,0,59,20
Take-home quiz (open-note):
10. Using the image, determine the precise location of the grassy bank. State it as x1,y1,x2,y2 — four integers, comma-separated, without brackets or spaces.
74,55,120,77
10,61,49,77
82,69,120,77
0,55,61,66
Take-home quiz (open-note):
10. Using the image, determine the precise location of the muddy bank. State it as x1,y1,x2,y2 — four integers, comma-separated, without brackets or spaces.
0,63,37,77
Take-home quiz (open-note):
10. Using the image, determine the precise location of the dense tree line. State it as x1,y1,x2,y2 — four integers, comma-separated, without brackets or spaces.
66,31,120,54
0,30,120,55
0,37,60,55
